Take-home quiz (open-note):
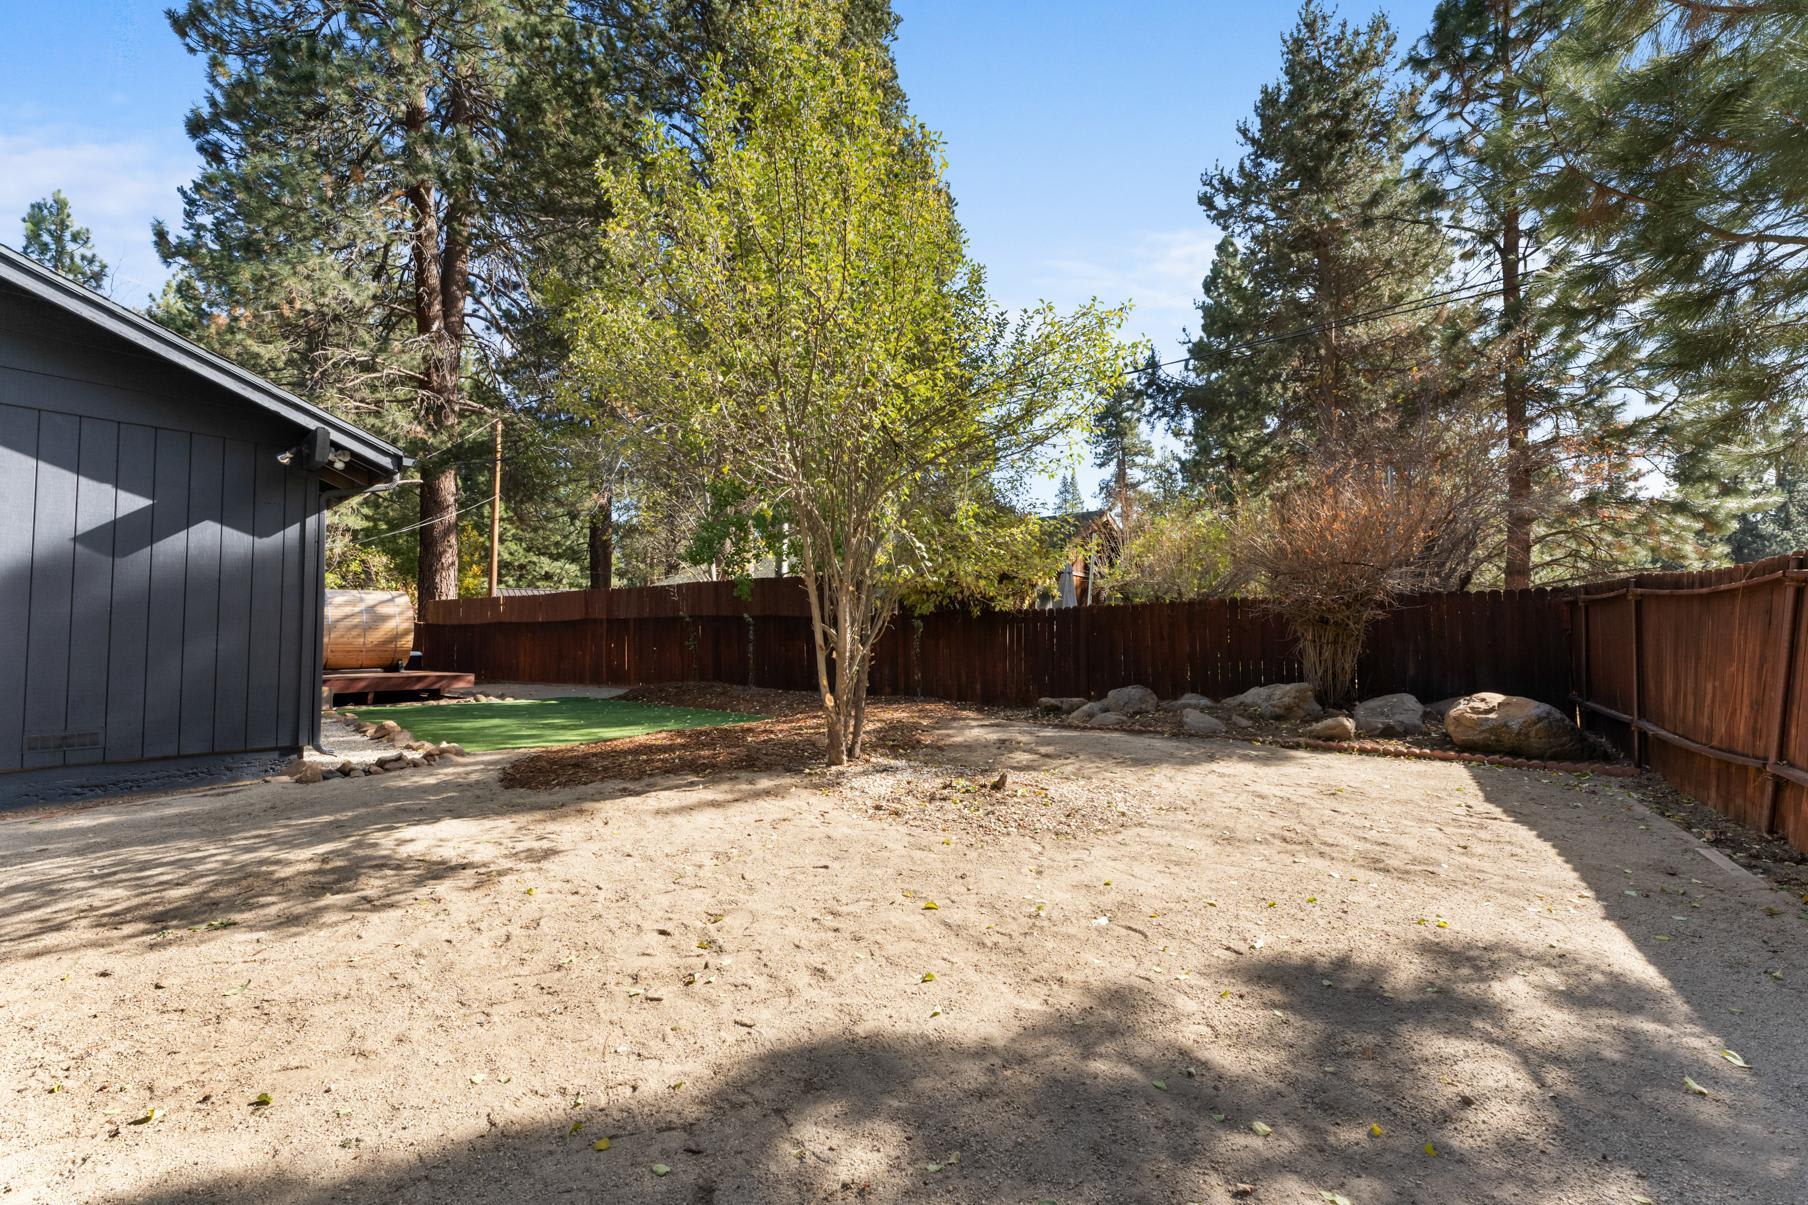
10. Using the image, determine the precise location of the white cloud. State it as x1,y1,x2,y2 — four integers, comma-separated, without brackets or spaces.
0,131,195,303
1031,226,1220,354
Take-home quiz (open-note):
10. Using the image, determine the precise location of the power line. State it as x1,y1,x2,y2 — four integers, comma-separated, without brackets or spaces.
1146,275,1512,373
352,492,495,545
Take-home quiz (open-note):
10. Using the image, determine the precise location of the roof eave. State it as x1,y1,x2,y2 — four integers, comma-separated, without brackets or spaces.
0,244,407,480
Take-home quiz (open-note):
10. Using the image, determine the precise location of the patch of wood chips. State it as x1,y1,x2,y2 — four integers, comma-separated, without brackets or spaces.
497,683,972,791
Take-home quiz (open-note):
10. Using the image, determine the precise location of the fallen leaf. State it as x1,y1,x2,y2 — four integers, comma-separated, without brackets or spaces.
1423,1142,1438,1157
593,1137,611,1152
251,1092,272,1107
1683,1076,1708,1097
921,972,936,983
650,1163,671,1177
569,1121,585,1135
1369,1123,1384,1137
1151,1080,1167,1091
128,1108,160,1125
1720,1049,1750,1068
922,901,940,910
1321,1194,1352,1205
1210,1111,1226,1122
1251,1121,1272,1137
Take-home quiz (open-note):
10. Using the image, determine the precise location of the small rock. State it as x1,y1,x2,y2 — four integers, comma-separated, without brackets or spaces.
374,720,401,737
1229,714,1254,730
1102,684,1159,715
1304,715,1356,742
336,760,357,777
290,762,324,785
437,743,467,757
366,763,385,775
1181,708,1226,736
1035,696,1089,715
1221,682,1322,721
1353,692,1424,737
1088,710,1130,728
1160,692,1216,712
1424,696,1466,722
1066,701,1108,725
387,731,414,747
1232,1185,1255,1199
989,769,1008,790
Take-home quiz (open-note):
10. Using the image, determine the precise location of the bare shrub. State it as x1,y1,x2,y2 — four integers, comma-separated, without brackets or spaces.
1236,431,1497,705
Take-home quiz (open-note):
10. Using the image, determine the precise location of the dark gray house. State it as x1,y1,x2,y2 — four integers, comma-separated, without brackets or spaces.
0,245,405,802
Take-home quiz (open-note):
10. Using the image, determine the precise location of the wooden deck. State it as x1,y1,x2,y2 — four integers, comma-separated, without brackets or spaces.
323,669,475,704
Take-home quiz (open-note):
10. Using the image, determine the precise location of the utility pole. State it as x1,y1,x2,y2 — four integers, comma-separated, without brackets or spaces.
487,417,502,597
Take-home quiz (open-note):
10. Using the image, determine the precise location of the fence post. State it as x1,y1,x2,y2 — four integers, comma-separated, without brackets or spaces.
1762,556,1805,834
1629,587,1645,767
1575,588,1589,727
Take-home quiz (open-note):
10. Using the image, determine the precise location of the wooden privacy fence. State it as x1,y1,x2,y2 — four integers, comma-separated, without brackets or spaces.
419,579,1573,710
1573,552,1808,852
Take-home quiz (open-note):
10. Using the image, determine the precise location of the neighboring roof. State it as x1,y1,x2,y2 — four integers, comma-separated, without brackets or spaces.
1042,507,1115,544
0,243,407,483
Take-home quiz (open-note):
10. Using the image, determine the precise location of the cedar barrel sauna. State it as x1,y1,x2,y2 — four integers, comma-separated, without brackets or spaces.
319,590,474,703
323,590,414,671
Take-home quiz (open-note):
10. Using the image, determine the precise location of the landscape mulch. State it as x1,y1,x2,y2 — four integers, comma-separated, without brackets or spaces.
498,684,976,790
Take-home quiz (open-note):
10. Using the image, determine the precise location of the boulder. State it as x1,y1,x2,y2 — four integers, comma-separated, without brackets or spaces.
1353,692,1425,738
1221,682,1322,721
1304,715,1356,742
1444,692,1585,760
1161,692,1216,712
1036,696,1090,715
437,742,467,758
1087,710,1130,728
1229,714,1254,730
1181,708,1226,736
374,720,401,737
290,762,324,785
1065,701,1108,725
1102,685,1159,715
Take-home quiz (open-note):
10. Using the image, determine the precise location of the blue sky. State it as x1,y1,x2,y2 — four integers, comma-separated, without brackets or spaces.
2,0,1437,352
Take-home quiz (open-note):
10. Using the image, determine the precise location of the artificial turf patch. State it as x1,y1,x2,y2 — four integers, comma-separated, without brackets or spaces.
341,696,761,752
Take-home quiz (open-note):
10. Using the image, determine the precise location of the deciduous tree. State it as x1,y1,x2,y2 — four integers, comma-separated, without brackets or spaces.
572,0,1123,763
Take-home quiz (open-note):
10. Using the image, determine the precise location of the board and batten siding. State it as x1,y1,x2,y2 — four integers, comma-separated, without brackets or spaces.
0,288,327,778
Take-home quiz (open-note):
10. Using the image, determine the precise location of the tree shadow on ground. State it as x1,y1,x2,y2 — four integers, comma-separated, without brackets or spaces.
111,945,1798,1205
0,759,795,957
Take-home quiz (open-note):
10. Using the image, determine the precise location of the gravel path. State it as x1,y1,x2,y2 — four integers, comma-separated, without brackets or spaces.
1,717,1803,1204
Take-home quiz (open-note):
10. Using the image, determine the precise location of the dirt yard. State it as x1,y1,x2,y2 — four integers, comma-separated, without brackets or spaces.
2,701,1805,1204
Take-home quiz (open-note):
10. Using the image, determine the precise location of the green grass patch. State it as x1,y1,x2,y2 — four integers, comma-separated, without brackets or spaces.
341,696,761,752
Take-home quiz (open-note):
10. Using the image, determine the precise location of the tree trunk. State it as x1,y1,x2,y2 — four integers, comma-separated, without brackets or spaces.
1498,3,1534,590
418,462,459,601
405,65,472,604
588,487,614,589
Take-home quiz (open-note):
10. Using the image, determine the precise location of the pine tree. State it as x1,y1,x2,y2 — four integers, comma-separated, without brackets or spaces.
1093,350,1160,529
20,191,109,290
1412,0,1648,585
1052,469,1085,516
154,0,666,602
1529,1,1808,557
1174,0,1451,492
